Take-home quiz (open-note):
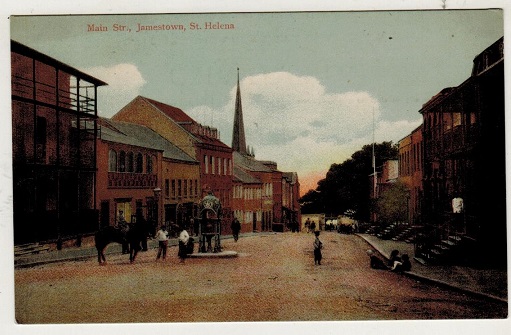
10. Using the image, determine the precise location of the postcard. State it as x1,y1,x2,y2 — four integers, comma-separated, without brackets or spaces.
2,1,509,335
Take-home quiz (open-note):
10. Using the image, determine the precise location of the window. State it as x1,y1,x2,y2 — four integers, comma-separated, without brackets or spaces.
165,179,170,197
195,180,198,197
210,156,215,174
189,179,193,197
108,149,117,172
184,180,188,197
204,155,208,174
119,151,126,172
146,154,153,174
136,153,143,173
178,180,182,198
171,180,176,199
127,152,134,172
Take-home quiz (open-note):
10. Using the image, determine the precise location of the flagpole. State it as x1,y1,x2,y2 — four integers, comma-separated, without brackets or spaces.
372,108,376,199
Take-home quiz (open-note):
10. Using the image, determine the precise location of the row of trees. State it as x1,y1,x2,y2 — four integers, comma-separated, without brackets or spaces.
299,141,405,223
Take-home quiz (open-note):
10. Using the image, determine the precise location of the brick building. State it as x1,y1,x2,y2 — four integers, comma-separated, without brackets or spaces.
112,96,233,234
398,125,423,226
96,118,199,234
412,37,505,265
11,40,107,244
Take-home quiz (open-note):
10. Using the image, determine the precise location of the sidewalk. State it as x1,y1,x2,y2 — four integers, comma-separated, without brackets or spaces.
358,233,508,304
13,232,265,268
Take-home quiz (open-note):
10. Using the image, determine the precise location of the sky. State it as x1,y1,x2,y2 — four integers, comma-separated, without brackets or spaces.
7,8,505,196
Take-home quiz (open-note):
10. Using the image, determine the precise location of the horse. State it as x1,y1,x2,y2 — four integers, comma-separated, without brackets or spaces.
94,223,146,265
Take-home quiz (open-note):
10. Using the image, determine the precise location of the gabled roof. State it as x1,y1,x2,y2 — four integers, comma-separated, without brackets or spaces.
141,96,195,124
99,118,197,164
137,96,231,150
233,166,262,184
234,152,273,173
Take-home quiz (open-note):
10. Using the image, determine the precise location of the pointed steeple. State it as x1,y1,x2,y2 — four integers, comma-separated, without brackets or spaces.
232,68,248,155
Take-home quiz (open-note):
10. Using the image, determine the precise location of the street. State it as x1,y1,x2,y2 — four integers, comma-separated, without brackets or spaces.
15,232,507,323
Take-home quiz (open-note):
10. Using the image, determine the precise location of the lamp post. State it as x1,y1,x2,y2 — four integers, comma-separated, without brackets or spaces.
153,187,162,234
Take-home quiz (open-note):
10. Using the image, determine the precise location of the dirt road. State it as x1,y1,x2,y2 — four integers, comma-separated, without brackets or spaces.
15,232,507,323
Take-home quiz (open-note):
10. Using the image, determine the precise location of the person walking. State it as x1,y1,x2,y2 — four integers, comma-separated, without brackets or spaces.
313,231,323,265
310,221,316,233
155,225,168,260
178,228,190,263
231,217,241,242
136,209,149,251
117,210,130,254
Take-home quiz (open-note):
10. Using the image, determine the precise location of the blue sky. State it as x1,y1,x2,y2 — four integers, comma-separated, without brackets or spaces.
7,6,505,193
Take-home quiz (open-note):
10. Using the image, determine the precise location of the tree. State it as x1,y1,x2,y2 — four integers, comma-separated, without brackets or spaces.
299,141,398,222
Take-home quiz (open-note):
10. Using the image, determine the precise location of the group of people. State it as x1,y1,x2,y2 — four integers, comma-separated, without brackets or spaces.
366,248,411,272
155,225,193,263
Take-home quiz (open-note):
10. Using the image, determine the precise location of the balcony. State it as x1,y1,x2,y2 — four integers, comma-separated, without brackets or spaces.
108,172,157,189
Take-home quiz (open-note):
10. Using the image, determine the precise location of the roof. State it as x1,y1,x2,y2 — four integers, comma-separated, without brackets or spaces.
283,172,298,183
233,166,262,184
234,152,273,173
99,118,197,164
141,96,195,124
11,40,108,86
138,96,231,150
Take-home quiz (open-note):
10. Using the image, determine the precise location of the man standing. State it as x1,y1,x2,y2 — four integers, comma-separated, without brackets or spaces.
155,225,168,260
231,217,241,242
178,228,190,263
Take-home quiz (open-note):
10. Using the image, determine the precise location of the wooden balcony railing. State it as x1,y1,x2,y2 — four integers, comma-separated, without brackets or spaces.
108,172,157,189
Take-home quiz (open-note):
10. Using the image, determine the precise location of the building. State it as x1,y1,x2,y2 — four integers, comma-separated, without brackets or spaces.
232,166,263,233
282,172,301,230
11,40,107,244
398,125,423,226
234,152,275,231
369,160,398,223
96,118,199,234
112,96,233,234
418,37,505,265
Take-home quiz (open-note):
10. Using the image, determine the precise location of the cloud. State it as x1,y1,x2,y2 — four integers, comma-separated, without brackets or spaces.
81,63,146,117
186,72,422,191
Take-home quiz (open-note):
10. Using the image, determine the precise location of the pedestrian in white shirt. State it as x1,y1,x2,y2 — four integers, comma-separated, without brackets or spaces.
155,225,168,260
178,229,190,263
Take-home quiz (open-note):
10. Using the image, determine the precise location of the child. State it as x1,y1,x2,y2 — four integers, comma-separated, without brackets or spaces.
313,231,323,265
391,253,411,272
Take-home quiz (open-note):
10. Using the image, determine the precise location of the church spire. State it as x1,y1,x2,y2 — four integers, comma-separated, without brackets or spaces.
232,68,248,155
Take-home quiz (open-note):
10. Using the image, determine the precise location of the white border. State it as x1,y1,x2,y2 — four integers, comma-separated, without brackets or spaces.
1,1,509,335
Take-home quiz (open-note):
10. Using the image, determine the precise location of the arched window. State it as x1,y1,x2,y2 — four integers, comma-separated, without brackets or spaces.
127,152,134,172
108,149,117,172
119,151,126,172
136,153,143,173
146,154,154,174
